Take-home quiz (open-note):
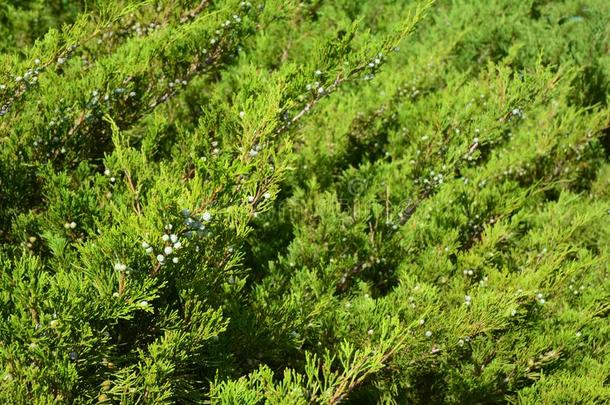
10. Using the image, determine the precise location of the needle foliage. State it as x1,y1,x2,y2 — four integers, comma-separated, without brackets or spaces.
0,0,609,403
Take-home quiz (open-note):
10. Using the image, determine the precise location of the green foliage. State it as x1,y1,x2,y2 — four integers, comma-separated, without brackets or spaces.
0,0,609,403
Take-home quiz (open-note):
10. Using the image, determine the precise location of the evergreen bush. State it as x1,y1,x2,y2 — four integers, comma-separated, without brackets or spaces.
1,0,609,403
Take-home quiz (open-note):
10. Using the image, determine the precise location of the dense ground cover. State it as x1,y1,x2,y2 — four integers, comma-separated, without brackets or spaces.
1,0,609,403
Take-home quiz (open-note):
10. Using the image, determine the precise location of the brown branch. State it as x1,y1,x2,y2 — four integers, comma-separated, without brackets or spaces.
275,62,372,136
182,0,211,21
328,333,408,404
123,169,142,216
29,307,39,326
118,271,126,295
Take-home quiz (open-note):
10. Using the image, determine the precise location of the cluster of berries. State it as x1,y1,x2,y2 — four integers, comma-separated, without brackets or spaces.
142,223,188,265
